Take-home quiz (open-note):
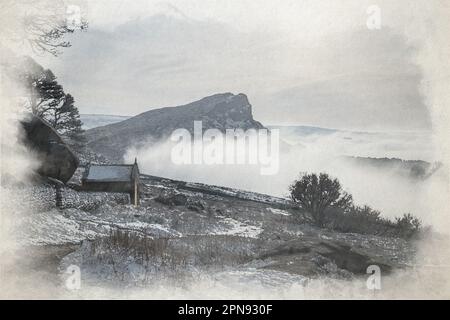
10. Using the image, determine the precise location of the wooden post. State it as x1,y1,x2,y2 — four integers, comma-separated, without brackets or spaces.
134,158,139,206
134,178,138,206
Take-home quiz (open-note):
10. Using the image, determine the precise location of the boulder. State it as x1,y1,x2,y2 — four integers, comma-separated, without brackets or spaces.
260,236,396,276
21,115,79,183
154,192,188,206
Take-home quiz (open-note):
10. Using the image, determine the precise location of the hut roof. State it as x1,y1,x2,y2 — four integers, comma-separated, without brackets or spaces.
83,164,136,182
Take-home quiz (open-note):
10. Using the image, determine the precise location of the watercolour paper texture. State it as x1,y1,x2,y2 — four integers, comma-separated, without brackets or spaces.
0,0,449,299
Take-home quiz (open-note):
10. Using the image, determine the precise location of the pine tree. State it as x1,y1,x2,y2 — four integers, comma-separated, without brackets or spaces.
56,94,86,153
21,61,86,152
25,69,65,117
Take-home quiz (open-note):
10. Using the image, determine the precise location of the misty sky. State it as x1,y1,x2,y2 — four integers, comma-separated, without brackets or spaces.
37,0,434,131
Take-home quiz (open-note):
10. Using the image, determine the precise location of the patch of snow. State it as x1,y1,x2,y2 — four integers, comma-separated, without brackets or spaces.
19,210,102,245
212,268,307,296
286,230,305,237
212,218,263,238
144,183,172,190
113,221,182,237
19,205,182,245
267,208,291,216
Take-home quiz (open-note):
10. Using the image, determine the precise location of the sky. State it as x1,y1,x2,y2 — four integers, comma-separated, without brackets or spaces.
35,0,438,131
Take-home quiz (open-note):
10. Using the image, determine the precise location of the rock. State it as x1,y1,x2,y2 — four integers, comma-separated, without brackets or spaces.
187,199,206,212
260,236,395,276
316,241,392,274
85,93,266,161
154,192,188,206
21,115,79,183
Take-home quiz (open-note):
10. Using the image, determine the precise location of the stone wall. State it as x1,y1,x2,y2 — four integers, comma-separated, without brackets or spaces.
21,184,129,211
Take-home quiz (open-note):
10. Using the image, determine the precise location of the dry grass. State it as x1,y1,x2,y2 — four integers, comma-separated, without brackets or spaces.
85,229,259,283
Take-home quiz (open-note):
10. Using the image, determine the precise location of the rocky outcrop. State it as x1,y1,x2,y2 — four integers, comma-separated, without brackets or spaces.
21,115,79,183
85,93,265,161
260,236,398,276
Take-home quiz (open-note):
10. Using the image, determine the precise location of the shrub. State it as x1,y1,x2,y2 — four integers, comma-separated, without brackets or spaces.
289,173,352,227
323,206,422,239
324,205,393,236
395,213,422,239
289,172,422,239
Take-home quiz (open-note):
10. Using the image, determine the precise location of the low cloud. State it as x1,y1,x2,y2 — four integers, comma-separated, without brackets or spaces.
125,129,447,229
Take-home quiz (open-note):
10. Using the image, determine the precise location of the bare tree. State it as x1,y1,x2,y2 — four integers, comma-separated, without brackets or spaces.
289,173,353,226
1,0,87,56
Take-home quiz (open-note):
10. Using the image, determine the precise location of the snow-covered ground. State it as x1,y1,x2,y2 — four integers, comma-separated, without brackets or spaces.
211,218,263,238
6,173,416,298
19,207,182,246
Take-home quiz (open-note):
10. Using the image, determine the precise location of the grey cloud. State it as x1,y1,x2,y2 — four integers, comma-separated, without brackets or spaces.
39,13,431,131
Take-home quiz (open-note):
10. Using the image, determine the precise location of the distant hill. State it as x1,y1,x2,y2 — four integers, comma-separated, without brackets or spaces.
344,156,441,180
85,93,265,161
267,125,338,137
80,114,131,130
